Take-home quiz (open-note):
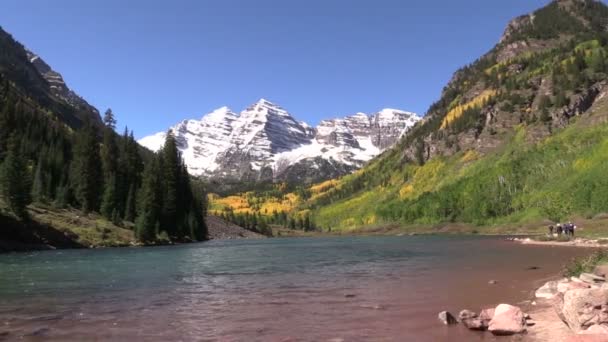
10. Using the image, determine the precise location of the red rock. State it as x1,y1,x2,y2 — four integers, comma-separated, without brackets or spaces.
438,311,458,325
479,308,495,322
565,335,608,342
580,324,608,335
562,288,608,333
458,309,478,320
488,304,526,335
462,318,487,330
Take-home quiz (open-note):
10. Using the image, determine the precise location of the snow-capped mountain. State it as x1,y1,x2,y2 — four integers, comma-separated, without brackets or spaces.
139,99,420,183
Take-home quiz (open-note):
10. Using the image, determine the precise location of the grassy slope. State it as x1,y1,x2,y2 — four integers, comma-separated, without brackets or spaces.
312,96,608,233
0,200,136,251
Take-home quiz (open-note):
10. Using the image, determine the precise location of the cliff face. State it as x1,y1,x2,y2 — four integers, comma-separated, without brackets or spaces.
0,27,102,128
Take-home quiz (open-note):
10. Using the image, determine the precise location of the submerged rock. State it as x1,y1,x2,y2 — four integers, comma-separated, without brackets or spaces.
488,304,526,335
438,311,458,325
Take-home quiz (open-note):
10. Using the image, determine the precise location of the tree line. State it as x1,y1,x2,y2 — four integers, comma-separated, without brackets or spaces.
0,82,207,243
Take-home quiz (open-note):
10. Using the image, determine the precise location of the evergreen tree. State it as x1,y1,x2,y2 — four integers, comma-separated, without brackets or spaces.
100,109,120,219
124,183,137,222
159,131,180,236
71,122,102,213
0,136,32,218
135,157,161,242
103,108,117,130
31,154,46,203
100,174,118,219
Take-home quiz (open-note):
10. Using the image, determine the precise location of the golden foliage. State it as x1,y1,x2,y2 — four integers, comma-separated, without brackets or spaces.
440,90,496,129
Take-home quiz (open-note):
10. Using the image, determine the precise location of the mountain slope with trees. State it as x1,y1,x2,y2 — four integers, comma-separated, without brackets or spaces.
300,0,608,231
0,27,208,250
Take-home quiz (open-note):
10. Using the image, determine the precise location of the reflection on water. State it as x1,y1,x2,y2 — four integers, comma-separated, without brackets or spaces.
0,236,591,341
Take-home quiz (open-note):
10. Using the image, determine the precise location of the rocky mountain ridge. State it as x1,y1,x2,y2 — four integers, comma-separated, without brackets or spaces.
139,99,419,183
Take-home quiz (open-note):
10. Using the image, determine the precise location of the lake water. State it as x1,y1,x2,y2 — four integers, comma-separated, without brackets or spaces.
0,236,592,341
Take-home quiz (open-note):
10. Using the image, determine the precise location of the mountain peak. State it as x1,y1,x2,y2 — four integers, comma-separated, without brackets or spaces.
139,101,419,182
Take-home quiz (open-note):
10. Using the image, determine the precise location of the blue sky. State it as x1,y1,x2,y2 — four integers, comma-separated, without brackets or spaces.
1,0,551,138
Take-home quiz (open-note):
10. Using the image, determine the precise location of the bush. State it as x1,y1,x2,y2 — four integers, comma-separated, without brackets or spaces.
563,249,608,277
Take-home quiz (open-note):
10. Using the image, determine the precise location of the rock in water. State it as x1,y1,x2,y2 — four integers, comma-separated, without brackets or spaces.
536,280,559,299
462,318,487,331
438,311,458,325
488,304,526,335
480,308,495,325
562,288,608,333
458,309,478,320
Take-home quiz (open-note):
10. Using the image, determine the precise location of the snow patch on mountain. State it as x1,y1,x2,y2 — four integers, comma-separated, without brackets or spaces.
139,99,420,182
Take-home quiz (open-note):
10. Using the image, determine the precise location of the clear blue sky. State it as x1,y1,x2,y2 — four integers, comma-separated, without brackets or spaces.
1,0,551,138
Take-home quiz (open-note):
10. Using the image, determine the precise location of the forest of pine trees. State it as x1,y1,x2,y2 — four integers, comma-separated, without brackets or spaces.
0,79,207,243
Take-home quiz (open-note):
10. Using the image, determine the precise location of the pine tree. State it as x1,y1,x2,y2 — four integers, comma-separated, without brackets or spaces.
159,131,180,236
135,157,161,242
71,122,102,213
124,183,137,222
103,108,117,130
100,174,118,219
31,154,46,203
0,136,32,218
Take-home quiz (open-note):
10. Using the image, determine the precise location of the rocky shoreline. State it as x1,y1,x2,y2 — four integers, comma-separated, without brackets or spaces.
511,237,608,248
438,257,608,340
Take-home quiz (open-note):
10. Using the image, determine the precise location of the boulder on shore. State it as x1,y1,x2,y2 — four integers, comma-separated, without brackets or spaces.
488,304,526,335
593,264,608,278
579,324,608,334
559,280,591,294
438,311,458,325
580,273,606,285
536,280,559,299
562,288,608,333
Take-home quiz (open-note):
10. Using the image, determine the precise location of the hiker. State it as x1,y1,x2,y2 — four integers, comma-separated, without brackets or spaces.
556,223,563,235
549,225,554,236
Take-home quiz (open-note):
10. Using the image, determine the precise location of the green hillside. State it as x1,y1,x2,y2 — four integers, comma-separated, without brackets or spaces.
304,0,608,232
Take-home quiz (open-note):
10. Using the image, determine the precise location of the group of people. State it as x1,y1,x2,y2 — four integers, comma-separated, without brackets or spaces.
548,222,577,237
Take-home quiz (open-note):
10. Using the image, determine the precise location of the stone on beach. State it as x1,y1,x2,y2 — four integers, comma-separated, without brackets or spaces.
438,311,458,325
566,335,608,342
488,304,526,335
580,273,606,285
536,280,559,299
562,288,608,333
579,324,608,334
594,265,608,278
559,280,591,294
